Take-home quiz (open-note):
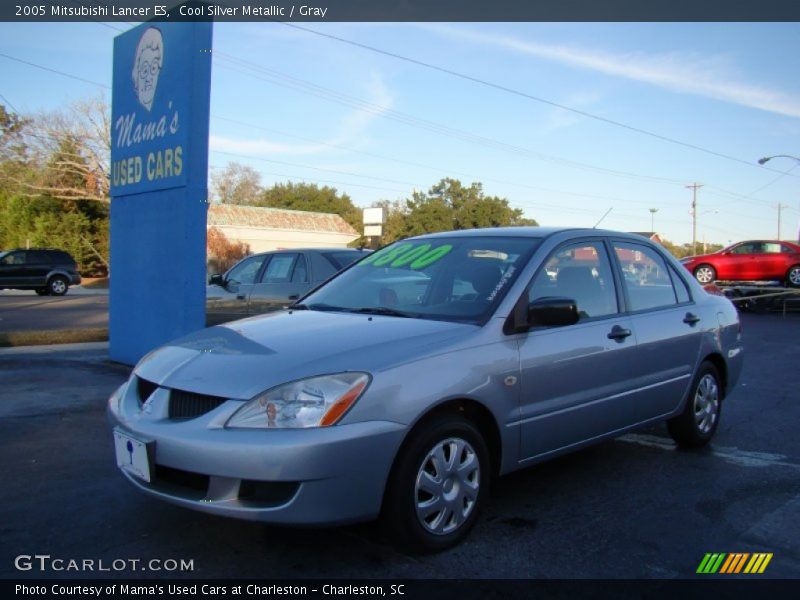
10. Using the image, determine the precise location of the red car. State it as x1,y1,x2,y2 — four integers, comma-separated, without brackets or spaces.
681,240,800,287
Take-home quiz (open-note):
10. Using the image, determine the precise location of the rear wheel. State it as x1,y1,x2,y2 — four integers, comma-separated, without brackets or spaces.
787,265,800,288
47,276,68,296
693,265,716,285
667,361,722,449
382,415,489,553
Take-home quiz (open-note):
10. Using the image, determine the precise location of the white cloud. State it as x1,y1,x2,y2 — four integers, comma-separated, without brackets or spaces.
422,24,800,119
210,70,394,156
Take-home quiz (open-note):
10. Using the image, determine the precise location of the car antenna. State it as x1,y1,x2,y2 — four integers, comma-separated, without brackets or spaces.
593,207,613,229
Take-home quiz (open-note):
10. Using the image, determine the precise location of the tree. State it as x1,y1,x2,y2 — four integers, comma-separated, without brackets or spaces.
207,226,250,273
0,99,111,273
396,178,537,239
211,162,262,205
2,96,111,203
256,181,363,237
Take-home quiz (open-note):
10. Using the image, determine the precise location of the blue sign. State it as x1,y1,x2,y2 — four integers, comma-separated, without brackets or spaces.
109,21,212,365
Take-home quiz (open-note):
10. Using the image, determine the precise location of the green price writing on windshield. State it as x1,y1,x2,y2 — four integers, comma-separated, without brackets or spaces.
361,243,453,270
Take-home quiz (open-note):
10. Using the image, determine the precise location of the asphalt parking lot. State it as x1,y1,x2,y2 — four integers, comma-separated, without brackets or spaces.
0,312,798,580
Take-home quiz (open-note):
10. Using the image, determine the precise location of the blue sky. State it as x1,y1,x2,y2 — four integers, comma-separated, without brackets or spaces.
1,21,799,245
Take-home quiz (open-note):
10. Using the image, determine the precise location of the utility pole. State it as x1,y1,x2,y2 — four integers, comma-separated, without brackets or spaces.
776,203,789,240
649,208,658,233
686,183,704,255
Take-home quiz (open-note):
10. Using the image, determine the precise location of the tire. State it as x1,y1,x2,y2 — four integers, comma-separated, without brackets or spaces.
382,415,490,553
667,361,722,449
35,288,49,296
787,265,800,288
47,276,69,296
693,264,717,285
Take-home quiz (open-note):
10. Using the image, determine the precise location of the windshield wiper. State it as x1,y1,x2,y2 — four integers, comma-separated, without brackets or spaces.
350,307,414,318
289,303,348,312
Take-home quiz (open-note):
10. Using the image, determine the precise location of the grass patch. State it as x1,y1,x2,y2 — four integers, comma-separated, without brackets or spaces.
81,277,109,289
0,328,108,347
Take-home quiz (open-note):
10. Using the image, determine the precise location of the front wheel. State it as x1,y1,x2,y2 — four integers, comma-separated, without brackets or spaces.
667,361,722,449
694,265,717,285
47,276,68,296
787,265,800,288
382,415,489,553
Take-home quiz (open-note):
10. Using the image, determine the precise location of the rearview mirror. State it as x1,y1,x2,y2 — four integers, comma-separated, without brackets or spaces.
527,297,580,328
208,274,224,286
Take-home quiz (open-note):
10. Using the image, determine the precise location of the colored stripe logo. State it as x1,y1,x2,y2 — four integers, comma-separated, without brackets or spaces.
697,553,773,574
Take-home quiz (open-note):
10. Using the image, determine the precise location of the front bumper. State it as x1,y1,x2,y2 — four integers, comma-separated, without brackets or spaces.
107,382,407,525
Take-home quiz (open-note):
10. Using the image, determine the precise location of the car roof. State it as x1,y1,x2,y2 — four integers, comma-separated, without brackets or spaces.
406,226,649,242
251,247,370,256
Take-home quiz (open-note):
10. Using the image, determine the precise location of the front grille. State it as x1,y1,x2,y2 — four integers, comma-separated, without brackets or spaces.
168,388,227,419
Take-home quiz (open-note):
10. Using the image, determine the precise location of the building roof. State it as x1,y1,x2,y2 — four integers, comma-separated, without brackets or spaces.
208,204,358,236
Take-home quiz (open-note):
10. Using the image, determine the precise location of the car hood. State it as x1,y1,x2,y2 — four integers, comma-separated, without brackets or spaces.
135,310,478,400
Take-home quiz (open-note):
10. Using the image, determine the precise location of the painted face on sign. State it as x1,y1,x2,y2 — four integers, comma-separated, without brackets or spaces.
132,27,163,112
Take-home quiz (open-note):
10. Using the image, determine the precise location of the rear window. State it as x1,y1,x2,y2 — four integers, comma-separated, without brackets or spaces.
43,250,74,264
323,251,366,270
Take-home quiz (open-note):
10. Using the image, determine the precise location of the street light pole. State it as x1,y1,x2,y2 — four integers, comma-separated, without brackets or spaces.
649,208,658,233
758,155,800,243
686,183,703,255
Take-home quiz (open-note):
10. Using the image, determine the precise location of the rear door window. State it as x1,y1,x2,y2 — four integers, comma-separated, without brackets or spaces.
261,253,298,283
613,242,680,311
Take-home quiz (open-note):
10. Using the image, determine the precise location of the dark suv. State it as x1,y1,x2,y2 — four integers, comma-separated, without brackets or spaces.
0,249,82,296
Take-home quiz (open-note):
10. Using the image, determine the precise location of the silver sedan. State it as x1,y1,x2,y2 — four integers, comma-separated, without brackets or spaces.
109,227,743,552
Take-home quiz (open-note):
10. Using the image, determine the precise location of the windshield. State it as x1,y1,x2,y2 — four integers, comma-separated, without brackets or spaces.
299,236,540,324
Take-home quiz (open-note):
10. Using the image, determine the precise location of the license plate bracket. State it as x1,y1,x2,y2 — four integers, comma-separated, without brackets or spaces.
113,429,153,483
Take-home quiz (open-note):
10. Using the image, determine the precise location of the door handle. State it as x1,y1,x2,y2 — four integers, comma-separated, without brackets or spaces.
683,312,701,325
236,294,246,300
607,325,632,341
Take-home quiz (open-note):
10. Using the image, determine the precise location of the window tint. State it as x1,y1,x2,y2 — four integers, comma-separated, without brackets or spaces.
262,254,297,283
226,255,265,286
323,251,363,270
731,243,760,255
291,255,308,283
48,250,73,263
613,242,678,311
28,251,49,264
528,241,618,319
781,245,797,254
2,252,26,265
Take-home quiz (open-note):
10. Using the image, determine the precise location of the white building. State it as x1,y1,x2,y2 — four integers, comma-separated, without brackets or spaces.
208,204,360,252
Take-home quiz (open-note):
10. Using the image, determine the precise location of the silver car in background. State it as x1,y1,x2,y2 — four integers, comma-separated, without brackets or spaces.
109,228,743,552
206,247,369,325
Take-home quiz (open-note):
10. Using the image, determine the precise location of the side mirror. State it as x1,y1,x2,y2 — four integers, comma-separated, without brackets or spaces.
527,297,580,328
209,274,224,286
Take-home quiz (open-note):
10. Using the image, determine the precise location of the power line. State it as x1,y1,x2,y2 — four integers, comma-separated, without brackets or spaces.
212,54,687,186
212,114,675,209
0,93,20,114
281,23,800,180
0,53,110,89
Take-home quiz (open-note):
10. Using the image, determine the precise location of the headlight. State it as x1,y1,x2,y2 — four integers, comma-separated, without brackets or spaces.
226,372,370,429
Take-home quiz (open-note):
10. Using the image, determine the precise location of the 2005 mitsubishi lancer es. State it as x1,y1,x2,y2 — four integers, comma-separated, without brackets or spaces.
108,227,743,552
